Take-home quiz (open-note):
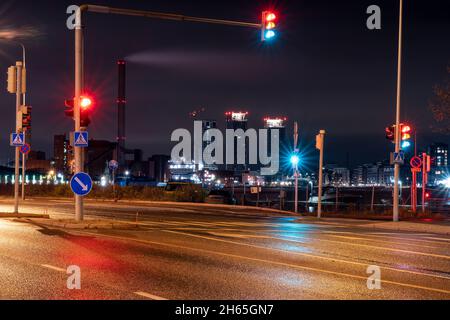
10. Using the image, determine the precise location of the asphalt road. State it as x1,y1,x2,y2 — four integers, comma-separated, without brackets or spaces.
0,198,449,300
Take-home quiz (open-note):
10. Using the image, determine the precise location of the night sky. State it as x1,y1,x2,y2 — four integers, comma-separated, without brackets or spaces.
0,0,449,169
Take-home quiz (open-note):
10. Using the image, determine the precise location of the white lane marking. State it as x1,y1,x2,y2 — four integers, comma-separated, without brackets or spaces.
134,291,167,300
425,237,450,242
41,264,66,272
164,230,450,280
328,235,439,249
80,231,450,295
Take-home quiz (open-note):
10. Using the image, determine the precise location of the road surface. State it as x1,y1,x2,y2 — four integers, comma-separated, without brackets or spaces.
0,198,449,299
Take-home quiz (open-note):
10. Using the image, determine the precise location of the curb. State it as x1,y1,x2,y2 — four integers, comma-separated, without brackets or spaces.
15,218,140,230
0,213,50,219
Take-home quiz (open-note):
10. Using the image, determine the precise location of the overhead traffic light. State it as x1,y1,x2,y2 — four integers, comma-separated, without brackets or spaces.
400,124,412,149
21,106,32,131
261,11,277,41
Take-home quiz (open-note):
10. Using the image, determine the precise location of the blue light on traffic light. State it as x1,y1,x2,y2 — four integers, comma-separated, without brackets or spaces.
265,30,276,39
401,141,411,149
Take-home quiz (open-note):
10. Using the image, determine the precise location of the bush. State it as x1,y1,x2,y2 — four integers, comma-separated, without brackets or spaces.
0,184,206,203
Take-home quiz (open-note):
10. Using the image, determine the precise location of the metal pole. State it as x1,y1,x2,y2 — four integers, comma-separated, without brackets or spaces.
422,153,426,213
393,0,404,222
294,170,298,213
21,44,26,201
318,130,325,219
74,13,84,221
335,186,339,212
371,185,375,212
14,61,23,214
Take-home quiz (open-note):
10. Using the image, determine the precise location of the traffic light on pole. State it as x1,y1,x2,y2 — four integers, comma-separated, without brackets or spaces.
65,96,92,127
80,96,92,127
65,99,74,118
261,11,277,41
385,125,395,142
7,66,17,93
21,106,32,132
400,124,412,149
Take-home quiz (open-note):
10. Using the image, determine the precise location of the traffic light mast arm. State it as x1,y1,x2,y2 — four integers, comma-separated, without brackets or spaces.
79,4,262,29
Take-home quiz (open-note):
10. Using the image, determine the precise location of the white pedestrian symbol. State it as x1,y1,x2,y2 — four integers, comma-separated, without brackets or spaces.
13,134,23,145
75,133,87,146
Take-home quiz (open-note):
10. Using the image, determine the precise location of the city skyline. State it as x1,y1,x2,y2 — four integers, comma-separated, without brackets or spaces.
0,0,448,167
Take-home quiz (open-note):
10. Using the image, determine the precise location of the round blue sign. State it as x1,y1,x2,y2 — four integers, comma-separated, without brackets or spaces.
109,160,119,170
70,172,93,196
20,143,31,155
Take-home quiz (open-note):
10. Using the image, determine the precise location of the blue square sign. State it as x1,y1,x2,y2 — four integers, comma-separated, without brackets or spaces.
10,133,25,147
74,131,89,147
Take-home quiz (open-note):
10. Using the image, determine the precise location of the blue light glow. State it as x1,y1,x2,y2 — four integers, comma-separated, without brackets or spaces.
401,141,411,148
265,30,276,39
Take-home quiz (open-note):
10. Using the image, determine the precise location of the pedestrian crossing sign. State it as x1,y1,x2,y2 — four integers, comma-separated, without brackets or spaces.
74,131,89,147
392,151,405,165
10,133,25,147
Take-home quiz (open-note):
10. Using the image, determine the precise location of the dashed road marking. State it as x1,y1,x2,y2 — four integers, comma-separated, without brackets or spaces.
41,264,66,272
135,291,167,300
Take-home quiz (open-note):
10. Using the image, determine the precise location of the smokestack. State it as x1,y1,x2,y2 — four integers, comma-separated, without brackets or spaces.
117,59,126,167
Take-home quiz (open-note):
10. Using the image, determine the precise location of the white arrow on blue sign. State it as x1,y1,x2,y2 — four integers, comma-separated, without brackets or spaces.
74,131,89,147
70,172,93,196
10,133,25,147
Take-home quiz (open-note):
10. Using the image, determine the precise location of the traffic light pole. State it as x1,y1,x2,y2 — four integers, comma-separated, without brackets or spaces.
393,0,404,222
75,21,84,221
21,44,26,201
317,130,325,219
72,5,266,221
14,61,23,214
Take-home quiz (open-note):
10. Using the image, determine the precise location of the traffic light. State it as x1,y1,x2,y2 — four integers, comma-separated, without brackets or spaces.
21,106,32,132
261,11,277,41
65,99,74,118
80,96,92,127
400,124,412,149
64,96,92,127
7,66,17,93
385,125,395,142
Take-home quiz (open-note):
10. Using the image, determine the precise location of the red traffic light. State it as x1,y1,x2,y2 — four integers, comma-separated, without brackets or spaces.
266,13,276,22
80,96,93,110
261,11,278,41
401,125,411,133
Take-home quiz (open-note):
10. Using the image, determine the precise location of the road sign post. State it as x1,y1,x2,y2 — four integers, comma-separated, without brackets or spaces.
109,160,119,202
316,130,326,219
410,156,422,214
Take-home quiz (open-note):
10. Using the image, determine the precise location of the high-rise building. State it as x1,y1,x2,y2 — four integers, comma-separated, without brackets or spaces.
53,134,73,175
263,117,288,177
201,120,218,170
86,140,117,180
225,111,249,174
428,143,449,185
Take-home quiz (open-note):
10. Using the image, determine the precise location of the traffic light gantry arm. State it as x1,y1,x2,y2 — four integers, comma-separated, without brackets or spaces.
78,4,262,29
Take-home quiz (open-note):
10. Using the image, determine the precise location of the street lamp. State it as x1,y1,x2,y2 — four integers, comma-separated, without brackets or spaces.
290,153,300,214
